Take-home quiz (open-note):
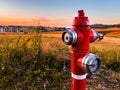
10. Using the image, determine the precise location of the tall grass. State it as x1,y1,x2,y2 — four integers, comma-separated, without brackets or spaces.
0,32,120,89
90,37,120,72
0,32,71,89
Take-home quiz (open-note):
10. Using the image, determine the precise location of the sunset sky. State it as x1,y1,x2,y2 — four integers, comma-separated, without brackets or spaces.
0,0,120,27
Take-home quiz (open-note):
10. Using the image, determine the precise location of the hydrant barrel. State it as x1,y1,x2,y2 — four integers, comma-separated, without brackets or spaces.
71,10,90,90
62,10,103,90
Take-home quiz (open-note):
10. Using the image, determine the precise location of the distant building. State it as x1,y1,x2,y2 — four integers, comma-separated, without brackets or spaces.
0,25,68,33
54,27,67,31
9,26,19,33
0,26,8,32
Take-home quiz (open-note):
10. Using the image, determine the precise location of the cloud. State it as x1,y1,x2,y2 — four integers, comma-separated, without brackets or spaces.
33,17,69,22
31,17,71,26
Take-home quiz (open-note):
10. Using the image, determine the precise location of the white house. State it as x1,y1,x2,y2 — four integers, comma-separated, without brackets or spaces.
0,26,8,32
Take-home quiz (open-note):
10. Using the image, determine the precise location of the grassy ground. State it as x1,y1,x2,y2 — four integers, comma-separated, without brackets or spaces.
0,28,120,90
88,37,120,90
96,27,120,38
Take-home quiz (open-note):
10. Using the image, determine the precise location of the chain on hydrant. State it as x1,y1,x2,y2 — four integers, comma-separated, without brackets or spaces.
62,10,103,90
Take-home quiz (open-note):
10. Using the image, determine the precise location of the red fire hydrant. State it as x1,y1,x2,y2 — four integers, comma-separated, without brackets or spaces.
62,10,103,90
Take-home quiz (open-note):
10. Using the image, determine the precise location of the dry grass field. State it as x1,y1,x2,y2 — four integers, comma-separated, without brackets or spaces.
0,28,120,90
96,27,120,38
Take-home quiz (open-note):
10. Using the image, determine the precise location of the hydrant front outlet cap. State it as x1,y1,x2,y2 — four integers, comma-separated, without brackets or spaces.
81,53,101,75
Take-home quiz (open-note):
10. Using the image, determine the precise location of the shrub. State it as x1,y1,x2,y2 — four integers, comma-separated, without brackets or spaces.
0,33,70,89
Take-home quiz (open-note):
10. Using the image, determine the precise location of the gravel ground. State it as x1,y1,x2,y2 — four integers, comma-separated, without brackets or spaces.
87,68,120,90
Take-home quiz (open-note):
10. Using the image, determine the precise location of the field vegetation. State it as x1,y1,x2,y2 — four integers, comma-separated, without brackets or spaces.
0,28,120,90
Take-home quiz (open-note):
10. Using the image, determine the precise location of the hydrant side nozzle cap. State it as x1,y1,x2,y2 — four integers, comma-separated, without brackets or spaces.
78,10,85,17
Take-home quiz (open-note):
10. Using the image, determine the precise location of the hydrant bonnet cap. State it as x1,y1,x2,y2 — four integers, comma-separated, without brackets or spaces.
72,10,90,26
78,10,85,17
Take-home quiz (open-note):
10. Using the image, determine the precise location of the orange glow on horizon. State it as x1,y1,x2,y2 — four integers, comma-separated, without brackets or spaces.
0,16,72,27
0,16,119,27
